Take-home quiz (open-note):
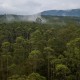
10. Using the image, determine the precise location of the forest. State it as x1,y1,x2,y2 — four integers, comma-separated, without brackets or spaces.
0,18,80,80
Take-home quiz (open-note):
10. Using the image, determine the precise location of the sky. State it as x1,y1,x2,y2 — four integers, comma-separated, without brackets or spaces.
0,0,80,15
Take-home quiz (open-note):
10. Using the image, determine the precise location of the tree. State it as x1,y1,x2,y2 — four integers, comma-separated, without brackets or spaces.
27,73,46,80
30,29,45,52
1,42,11,53
1,41,12,80
36,18,42,24
28,50,43,72
44,47,54,80
13,36,26,63
8,75,27,80
55,64,70,80
65,38,80,79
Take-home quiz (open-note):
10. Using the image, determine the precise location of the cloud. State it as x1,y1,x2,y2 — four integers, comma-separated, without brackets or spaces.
0,0,80,15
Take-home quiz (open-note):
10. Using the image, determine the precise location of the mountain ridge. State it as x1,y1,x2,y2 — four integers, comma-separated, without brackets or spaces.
0,9,80,23
41,9,80,17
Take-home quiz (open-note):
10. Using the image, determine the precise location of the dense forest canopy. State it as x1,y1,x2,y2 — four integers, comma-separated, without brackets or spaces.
0,17,80,80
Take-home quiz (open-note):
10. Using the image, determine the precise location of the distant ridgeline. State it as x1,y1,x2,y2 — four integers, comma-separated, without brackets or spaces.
0,9,80,23
41,9,80,17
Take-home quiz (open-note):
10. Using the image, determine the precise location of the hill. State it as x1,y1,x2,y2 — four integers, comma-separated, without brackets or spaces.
41,9,80,17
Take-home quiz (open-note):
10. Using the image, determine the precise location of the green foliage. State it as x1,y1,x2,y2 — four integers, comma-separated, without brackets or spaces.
2,42,11,53
0,21,80,80
28,50,41,59
8,75,27,80
27,73,46,80
56,64,70,74
55,64,70,80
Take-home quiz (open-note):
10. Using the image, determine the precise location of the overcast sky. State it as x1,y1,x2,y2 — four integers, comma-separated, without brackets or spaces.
0,0,80,15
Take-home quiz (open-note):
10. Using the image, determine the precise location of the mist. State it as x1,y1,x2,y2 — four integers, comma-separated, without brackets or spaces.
4,13,47,23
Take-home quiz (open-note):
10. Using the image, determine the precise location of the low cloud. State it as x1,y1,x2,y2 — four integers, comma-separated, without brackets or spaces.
0,0,80,15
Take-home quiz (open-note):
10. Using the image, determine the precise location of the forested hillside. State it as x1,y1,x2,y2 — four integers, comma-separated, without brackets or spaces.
41,9,80,17
0,20,80,80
